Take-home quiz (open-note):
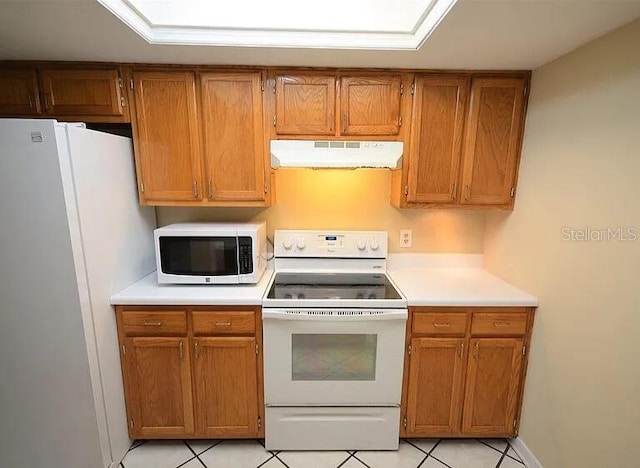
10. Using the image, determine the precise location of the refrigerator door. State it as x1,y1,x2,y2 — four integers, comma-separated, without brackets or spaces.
62,125,155,465
0,119,104,468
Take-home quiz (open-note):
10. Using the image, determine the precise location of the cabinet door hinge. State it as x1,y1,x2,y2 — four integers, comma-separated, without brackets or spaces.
272,82,276,94
258,416,262,429
403,416,408,429
118,77,123,88
129,79,134,90
179,341,184,359
404,185,409,196
121,344,126,356
255,343,260,355
400,83,404,95
398,116,403,127
522,344,526,356
510,187,515,198
120,96,126,107
264,184,268,194
139,181,145,193
407,344,412,355
273,115,276,127
410,83,415,96
261,80,265,92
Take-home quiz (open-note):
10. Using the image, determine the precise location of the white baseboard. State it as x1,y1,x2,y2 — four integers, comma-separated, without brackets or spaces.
509,437,544,468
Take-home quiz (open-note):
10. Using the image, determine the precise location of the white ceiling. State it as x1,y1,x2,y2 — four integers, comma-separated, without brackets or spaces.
0,0,639,69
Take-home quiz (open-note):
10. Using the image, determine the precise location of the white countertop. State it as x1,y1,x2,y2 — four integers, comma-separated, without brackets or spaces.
387,254,538,307
110,255,537,308
110,269,274,306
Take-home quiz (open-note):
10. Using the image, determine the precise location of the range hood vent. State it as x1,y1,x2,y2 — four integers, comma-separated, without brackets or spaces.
271,140,403,169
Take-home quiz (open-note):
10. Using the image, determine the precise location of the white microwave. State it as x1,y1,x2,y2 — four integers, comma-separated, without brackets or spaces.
154,222,267,284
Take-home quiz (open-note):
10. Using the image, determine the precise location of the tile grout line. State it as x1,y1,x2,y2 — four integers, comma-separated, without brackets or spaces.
274,453,291,468
255,452,278,468
494,441,512,468
505,442,526,465
336,452,357,468
351,452,373,468
477,439,508,455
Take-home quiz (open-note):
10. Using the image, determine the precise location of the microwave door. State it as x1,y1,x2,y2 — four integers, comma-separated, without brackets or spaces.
159,235,240,282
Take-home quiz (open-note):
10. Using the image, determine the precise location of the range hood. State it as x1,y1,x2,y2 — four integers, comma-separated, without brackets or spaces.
270,140,403,169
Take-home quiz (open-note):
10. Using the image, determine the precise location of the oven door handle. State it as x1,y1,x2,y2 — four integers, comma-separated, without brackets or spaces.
262,309,408,321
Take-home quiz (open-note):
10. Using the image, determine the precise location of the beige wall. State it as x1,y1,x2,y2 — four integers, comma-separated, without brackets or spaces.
483,19,640,468
157,168,487,252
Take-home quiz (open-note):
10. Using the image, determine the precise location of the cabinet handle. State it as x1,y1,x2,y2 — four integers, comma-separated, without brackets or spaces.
458,341,464,359
143,321,163,326
215,321,232,326
433,322,451,328
493,322,511,328
195,340,199,359
207,180,213,199
473,342,479,359
179,341,184,359
192,180,199,199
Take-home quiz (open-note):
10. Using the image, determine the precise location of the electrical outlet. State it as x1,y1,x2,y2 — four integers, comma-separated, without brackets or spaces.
400,229,412,248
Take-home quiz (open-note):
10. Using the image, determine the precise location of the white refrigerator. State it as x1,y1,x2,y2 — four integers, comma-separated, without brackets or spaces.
0,119,156,468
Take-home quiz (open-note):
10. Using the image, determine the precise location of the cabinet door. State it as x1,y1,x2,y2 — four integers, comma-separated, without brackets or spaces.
0,69,41,115
193,337,259,437
340,75,402,135
407,76,469,203
462,338,524,436
406,338,465,436
40,68,123,116
124,337,194,438
133,71,203,202
200,72,266,201
460,77,526,206
275,74,335,135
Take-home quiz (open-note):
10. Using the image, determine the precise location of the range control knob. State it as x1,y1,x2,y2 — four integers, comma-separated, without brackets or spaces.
356,239,367,251
296,238,306,250
282,238,293,250
370,239,380,250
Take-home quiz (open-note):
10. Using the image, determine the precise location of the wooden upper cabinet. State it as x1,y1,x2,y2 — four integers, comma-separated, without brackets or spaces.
200,72,266,201
406,338,465,436
132,71,202,203
340,75,402,135
461,338,524,436
407,76,469,204
460,77,526,206
0,69,41,115
275,74,335,135
40,68,124,116
124,337,194,438
193,337,259,437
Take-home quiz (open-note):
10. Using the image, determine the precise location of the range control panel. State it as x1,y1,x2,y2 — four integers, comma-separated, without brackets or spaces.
274,230,388,258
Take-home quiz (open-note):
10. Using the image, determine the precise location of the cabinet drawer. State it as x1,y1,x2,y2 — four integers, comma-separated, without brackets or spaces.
471,312,527,336
413,312,468,335
121,311,187,336
192,311,256,335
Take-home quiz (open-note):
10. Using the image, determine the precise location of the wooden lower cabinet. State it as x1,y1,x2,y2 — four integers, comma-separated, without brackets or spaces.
406,338,465,436
461,338,524,436
193,337,259,436
116,306,263,439
402,307,534,438
124,337,194,438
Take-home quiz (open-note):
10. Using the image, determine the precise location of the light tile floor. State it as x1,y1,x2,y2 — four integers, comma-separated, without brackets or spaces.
120,438,526,468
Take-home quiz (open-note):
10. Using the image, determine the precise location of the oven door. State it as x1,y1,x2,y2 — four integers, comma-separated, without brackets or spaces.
262,309,407,406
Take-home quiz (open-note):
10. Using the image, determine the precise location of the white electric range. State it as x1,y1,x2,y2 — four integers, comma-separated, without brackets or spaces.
262,230,408,450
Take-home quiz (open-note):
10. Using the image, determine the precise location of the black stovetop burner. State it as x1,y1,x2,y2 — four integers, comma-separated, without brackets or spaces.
266,273,402,300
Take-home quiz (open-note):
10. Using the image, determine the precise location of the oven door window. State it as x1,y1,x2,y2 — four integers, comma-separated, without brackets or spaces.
292,334,377,381
159,236,238,276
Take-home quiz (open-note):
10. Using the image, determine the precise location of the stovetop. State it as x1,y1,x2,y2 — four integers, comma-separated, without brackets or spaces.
266,273,403,301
